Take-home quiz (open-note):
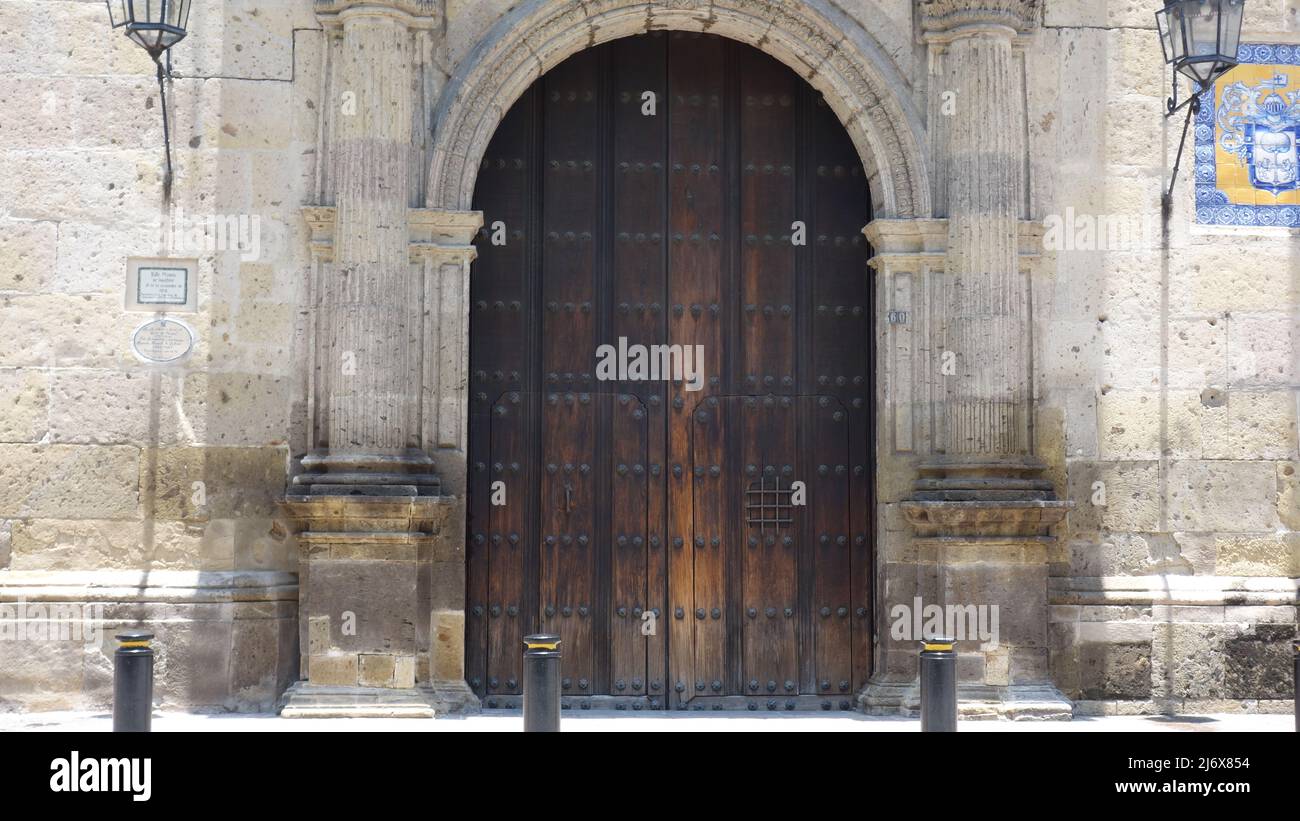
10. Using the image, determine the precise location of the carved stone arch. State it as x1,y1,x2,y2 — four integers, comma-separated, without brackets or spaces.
426,0,931,219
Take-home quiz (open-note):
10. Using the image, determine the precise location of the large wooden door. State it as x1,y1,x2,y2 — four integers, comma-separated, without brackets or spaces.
466,32,873,710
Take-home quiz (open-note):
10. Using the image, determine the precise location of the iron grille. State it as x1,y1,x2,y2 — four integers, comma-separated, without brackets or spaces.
745,476,793,532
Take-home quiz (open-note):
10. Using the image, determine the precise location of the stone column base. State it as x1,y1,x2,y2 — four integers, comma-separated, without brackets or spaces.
858,679,1073,721
279,680,480,718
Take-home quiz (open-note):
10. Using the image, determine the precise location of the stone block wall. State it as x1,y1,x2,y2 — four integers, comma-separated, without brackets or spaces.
0,0,322,711
1030,1,1299,713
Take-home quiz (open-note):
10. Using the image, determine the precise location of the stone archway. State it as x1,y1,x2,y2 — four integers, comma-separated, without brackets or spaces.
425,0,932,220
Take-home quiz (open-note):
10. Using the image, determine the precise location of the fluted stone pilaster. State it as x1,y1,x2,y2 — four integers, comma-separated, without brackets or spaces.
924,2,1035,463
322,11,418,454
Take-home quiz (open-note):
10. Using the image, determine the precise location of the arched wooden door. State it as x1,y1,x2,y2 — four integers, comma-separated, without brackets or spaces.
466,32,874,710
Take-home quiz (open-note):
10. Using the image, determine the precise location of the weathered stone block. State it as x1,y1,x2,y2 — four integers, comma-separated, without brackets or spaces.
1223,624,1294,699
1097,391,1161,460
1065,460,1160,533
1205,391,1298,460
0,369,49,442
304,559,420,655
48,369,185,445
1165,461,1280,532
0,220,58,292
393,655,416,689
431,609,464,681
0,444,139,519
309,653,358,687
140,446,285,520
231,617,281,706
1216,533,1300,577
9,519,209,571
1079,641,1151,700
358,653,396,688
0,294,137,368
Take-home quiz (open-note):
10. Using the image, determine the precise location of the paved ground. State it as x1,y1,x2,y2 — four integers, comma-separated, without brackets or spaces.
0,711,1291,732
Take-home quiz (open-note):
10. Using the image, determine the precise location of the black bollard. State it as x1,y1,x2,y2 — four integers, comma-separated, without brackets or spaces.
113,631,155,733
522,634,562,732
1293,638,1298,734
919,636,957,732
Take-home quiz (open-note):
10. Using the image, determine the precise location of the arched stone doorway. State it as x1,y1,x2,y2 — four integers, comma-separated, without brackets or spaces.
464,31,875,709
425,0,930,218
421,0,934,715
283,0,945,718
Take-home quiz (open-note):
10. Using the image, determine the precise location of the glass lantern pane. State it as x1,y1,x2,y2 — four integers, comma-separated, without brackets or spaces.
105,0,128,28
177,0,192,31
1219,0,1244,60
125,27,159,54
1187,0,1220,58
1156,8,1175,64
1169,2,1189,63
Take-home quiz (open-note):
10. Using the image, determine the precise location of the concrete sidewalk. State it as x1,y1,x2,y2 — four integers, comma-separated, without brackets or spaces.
0,711,1291,732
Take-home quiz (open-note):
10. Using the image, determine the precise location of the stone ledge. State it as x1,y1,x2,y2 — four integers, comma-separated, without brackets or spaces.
1073,698,1296,717
1049,576,1300,607
278,680,480,718
0,570,298,603
859,679,1073,720
902,500,1072,538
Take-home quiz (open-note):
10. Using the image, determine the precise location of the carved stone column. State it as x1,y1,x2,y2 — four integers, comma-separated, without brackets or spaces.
863,1,1072,718
280,0,483,717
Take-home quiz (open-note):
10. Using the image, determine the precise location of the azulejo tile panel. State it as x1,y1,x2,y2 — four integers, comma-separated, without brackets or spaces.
1196,43,1300,227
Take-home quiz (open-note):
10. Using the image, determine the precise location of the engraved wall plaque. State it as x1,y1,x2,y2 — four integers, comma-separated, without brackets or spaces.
131,318,195,364
126,257,198,313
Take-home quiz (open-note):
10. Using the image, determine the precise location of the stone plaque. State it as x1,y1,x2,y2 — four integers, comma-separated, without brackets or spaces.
125,257,198,313
137,266,189,305
131,318,195,364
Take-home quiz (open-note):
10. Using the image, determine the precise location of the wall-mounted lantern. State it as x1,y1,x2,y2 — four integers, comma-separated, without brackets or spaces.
1156,0,1245,212
105,1,193,197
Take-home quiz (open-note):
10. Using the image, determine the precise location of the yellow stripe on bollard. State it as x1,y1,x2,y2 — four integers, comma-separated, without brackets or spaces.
525,641,559,650
923,642,953,652
118,641,151,648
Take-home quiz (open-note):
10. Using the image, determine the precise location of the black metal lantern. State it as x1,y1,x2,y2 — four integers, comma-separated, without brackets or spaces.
106,1,192,59
105,1,193,198
1157,0,1244,90
1156,0,1245,212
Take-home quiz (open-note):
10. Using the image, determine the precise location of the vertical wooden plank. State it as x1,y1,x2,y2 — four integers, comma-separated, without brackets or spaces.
736,396,768,697
690,394,727,697
809,90,871,698
538,49,601,694
738,48,797,397
470,87,537,699
735,45,800,697
667,31,726,703
806,396,852,697
608,33,668,700
609,394,649,695
486,393,528,696
764,395,801,693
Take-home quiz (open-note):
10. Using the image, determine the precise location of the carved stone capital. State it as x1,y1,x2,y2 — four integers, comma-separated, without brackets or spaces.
301,206,336,262
919,0,1039,36
299,206,483,265
409,208,483,265
314,0,442,28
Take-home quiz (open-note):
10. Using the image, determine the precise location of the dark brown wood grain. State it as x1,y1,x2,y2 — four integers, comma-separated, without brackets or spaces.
467,33,873,706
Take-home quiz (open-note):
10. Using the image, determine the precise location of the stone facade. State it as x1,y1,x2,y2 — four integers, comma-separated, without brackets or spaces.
0,0,1295,717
